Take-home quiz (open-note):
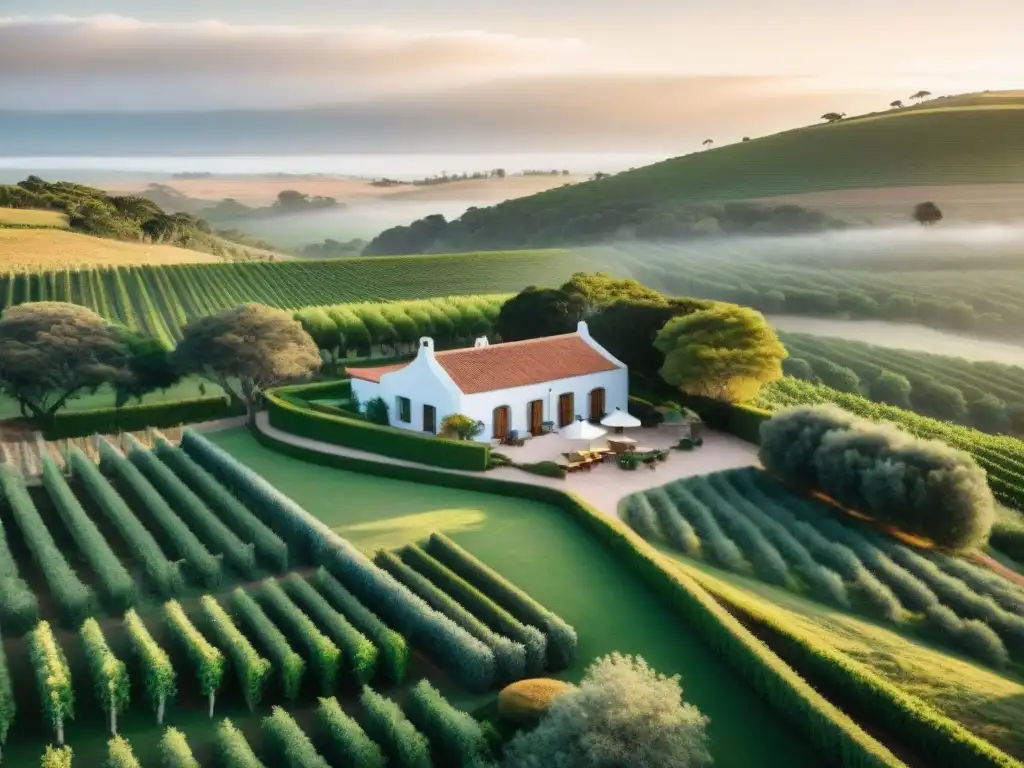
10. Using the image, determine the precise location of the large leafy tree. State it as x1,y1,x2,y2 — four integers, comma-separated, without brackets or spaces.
112,330,180,407
173,303,321,424
502,653,712,768
494,286,581,342
0,302,137,422
655,304,786,402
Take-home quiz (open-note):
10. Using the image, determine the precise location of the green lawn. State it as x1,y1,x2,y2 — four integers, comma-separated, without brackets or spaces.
206,428,823,767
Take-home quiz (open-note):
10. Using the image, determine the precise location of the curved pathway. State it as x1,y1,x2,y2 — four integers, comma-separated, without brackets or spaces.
253,412,759,518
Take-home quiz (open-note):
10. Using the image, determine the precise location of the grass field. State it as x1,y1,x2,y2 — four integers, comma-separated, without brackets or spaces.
207,428,824,767
0,228,223,271
0,207,68,228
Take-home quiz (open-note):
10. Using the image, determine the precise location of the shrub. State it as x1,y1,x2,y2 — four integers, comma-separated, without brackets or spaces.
0,637,12,759
99,439,222,588
621,495,661,541
870,371,912,409
516,461,566,479
758,406,995,551
154,439,288,572
364,396,390,425
396,544,544,676
0,470,39,634
498,678,575,725
158,727,199,768
359,686,431,768
215,718,266,768
377,549,527,683
80,618,130,737
200,596,271,712
229,587,305,702
0,466,95,626
124,609,176,725
282,573,378,685
164,600,224,718
645,488,701,554
929,552,1024,615
261,707,330,768
441,413,484,440
40,745,73,768
815,360,861,394
29,621,74,745
783,357,815,380
106,735,142,768
70,448,183,598
257,578,341,694
315,568,409,684
502,653,712,768
42,457,135,612
663,484,748,572
125,436,257,578
428,533,578,670
318,696,386,768
406,679,491,766
923,605,1010,667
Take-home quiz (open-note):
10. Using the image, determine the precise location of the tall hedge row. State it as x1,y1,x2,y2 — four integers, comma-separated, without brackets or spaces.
158,727,200,768
42,396,240,440
428,533,578,670
315,568,408,684
228,588,305,703
0,471,39,635
0,466,94,626
125,436,257,578
758,406,995,551
154,439,288,571
261,707,330,768
215,718,266,768
200,596,271,712
105,735,141,768
281,573,378,685
0,634,14,759
42,457,136,612
70,448,183,598
80,618,130,737
29,621,74,745
406,679,491,767
257,578,341,694
164,600,225,718
124,609,176,725
359,687,431,768
99,439,222,588
318,696,386,768
386,546,532,680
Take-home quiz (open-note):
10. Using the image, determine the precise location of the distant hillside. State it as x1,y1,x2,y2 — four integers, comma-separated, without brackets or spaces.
365,92,1024,255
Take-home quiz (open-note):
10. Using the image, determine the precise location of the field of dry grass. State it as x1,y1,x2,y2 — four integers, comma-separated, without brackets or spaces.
0,207,68,228
0,228,223,271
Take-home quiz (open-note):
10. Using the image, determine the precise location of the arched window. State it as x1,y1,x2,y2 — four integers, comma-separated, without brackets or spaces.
493,405,511,440
589,387,606,422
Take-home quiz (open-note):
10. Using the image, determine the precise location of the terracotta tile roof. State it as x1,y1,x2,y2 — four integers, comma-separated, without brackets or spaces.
346,333,621,394
347,363,408,383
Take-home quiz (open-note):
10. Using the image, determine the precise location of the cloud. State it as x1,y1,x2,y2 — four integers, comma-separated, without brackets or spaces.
0,15,586,109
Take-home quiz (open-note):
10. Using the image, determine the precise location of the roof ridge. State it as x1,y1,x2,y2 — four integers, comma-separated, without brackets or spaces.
434,330,579,356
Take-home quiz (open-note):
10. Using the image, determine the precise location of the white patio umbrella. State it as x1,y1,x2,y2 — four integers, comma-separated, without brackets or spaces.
600,407,641,434
559,416,608,445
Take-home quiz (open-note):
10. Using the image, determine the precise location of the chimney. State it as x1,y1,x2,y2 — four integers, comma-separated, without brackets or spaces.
418,337,435,358
577,320,590,338
474,336,490,348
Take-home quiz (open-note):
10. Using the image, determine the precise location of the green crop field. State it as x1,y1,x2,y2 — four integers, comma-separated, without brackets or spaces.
0,249,583,345
206,428,824,767
622,467,1024,758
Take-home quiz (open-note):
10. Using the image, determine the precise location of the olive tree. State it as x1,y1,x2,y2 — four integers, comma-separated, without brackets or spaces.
173,304,321,424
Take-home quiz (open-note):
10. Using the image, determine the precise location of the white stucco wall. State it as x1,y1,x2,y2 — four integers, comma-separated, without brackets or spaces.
462,367,628,441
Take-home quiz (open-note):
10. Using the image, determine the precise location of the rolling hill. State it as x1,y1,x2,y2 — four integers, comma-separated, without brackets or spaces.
365,91,1024,254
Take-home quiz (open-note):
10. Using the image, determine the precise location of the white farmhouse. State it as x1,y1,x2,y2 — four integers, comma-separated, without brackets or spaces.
348,321,628,442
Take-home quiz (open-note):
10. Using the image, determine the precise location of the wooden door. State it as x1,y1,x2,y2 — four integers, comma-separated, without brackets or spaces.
528,400,544,434
558,393,574,427
493,406,511,439
589,388,606,422
423,404,437,434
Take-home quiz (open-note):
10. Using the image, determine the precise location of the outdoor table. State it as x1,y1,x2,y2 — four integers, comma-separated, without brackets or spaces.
608,437,638,453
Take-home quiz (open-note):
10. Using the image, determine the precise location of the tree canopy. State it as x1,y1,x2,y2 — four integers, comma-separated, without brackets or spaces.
501,652,712,768
0,302,149,422
655,305,787,402
173,303,321,423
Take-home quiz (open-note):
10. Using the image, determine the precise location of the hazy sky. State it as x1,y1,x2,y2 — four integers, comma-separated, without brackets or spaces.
1,2,1021,152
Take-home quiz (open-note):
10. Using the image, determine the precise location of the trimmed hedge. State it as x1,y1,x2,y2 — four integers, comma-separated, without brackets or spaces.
42,396,241,440
124,609,176,725
406,679,491,767
42,457,136,612
125,435,257,578
428,533,577,670
80,618,130,737
678,395,770,445
281,573,378,685
70,448,184,598
262,707,330,768
228,588,305,703
0,466,95,627
106,735,141,768
164,600,224,718
216,718,266,768
0,470,40,635
318,696,386,768
377,549,527,683
0,633,14,757
266,390,489,471
158,727,200,768
40,745,72,768
251,426,908,768
98,439,222,588
315,568,409,684
200,596,271,712
29,621,74,745
154,439,288,572
359,686,431,768
274,379,353,400
394,545,540,677
257,578,341,694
